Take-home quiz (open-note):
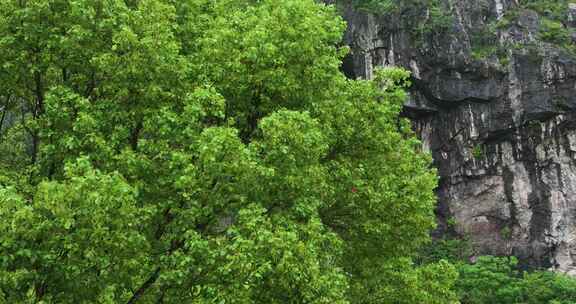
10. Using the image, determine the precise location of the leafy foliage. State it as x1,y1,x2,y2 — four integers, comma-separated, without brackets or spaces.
0,0,451,303
418,239,576,304
539,18,572,45
456,256,576,304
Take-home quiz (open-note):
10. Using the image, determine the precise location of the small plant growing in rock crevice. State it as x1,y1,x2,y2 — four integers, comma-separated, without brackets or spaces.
500,226,512,240
472,144,484,159
446,216,457,229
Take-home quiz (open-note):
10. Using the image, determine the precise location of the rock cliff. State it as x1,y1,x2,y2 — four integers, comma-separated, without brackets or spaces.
338,0,576,274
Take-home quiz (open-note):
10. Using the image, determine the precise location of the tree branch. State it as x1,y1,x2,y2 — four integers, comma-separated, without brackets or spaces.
0,97,8,141
130,118,143,151
126,267,161,304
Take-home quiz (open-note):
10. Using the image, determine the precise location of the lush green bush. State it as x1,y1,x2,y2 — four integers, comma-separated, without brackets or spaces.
456,256,523,304
539,18,572,45
519,0,574,22
418,239,576,304
456,256,576,304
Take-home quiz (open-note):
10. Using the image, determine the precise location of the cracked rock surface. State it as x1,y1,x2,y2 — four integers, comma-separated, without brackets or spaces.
338,0,576,274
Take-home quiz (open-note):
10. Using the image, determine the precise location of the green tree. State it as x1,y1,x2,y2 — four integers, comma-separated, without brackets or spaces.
0,0,454,303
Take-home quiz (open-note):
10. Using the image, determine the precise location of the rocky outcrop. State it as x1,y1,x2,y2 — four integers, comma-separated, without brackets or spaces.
339,0,576,274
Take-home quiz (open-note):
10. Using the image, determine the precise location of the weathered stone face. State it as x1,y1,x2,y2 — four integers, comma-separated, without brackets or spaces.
338,0,576,275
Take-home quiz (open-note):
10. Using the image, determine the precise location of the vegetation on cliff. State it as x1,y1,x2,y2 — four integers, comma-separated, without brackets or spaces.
349,0,452,40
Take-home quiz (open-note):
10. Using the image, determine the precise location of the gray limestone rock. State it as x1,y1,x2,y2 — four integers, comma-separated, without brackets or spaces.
338,0,576,275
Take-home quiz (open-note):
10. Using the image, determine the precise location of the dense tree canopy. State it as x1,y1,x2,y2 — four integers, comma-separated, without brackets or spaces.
0,0,456,303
